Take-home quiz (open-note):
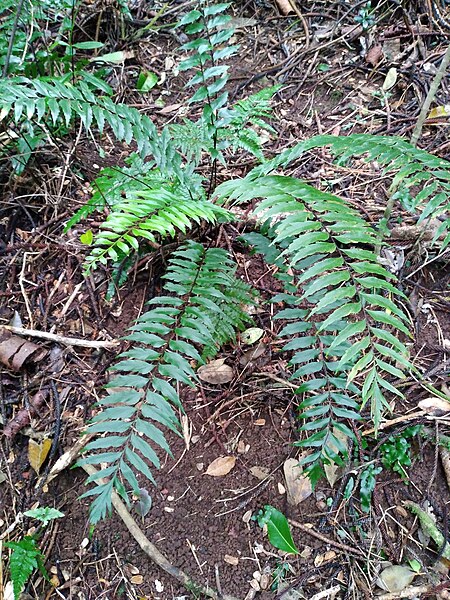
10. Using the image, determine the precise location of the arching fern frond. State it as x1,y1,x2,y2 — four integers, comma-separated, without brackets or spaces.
80,241,255,523
84,188,233,273
256,134,450,248
217,174,414,482
0,72,161,158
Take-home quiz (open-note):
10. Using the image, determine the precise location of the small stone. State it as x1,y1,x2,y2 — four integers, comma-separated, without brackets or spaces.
224,555,239,565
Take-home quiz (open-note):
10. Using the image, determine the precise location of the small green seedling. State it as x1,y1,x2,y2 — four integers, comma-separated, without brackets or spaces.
380,425,422,480
255,505,299,555
4,507,64,600
360,464,382,512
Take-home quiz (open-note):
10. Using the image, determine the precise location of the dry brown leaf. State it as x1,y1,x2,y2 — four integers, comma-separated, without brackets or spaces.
249,466,270,480
283,457,312,505
254,419,265,426
418,397,450,415
0,328,47,371
197,359,233,384
224,555,239,565
275,0,294,15
239,342,266,366
130,574,144,585
366,44,383,66
28,437,52,474
205,455,236,477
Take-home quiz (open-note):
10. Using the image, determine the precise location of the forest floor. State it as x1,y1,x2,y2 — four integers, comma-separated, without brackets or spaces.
1,1,450,599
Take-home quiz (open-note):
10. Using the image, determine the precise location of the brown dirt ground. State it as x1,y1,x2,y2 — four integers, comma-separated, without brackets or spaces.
1,1,450,599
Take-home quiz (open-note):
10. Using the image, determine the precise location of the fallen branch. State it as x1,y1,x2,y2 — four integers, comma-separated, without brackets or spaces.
81,464,240,600
289,519,364,557
3,390,48,438
404,501,450,560
410,43,450,146
1,326,119,349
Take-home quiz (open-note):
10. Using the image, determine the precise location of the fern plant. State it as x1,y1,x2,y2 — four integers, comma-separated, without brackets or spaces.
80,241,254,523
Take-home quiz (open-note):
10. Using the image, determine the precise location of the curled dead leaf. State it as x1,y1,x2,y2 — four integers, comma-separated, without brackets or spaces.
283,458,312,505
198,359,233,384
205,456,236,477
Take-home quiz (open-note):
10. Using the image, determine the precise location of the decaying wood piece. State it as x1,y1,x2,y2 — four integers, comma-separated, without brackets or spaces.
1,325,119,349
3,390,48,438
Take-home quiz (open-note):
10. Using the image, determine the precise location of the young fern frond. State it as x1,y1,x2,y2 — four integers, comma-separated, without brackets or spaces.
258,134,450,247
80,241,254,523
83,188,233,273
217,174,414,481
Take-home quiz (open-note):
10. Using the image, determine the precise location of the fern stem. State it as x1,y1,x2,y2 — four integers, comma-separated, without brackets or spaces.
2,0,26,77
410,43,450,147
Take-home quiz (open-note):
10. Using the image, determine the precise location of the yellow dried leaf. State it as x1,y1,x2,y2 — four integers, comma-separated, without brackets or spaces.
28,438,52,474
428,105,450,119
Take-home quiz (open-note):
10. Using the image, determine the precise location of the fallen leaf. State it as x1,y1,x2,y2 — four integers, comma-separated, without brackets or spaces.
283,458,312,505
28,437,52,474
428,104,450,119
197,359,233,384
275,0,294,15
366,45,383,66
382,67,398,91
376,565,416,592
135,488,152,517
418,397,450,415
131,575,144,585
205,456,236,477
254,419,265,426
0,328,47,371
224,554,239,565
239,342,266,366
240,327,264,345
243,510,252,523
249,466,270,480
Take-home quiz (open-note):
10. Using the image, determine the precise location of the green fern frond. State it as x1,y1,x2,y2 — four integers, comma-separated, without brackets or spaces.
84,188,233,273
0,72,164,159
256,134,450,248
80,241,255,523
5,537,47,600
217,174,414,479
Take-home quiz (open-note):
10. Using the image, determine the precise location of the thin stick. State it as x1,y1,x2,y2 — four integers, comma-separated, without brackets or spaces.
410,44,450,147
81,464,239,600
1,326,119,349
289,519,365,557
